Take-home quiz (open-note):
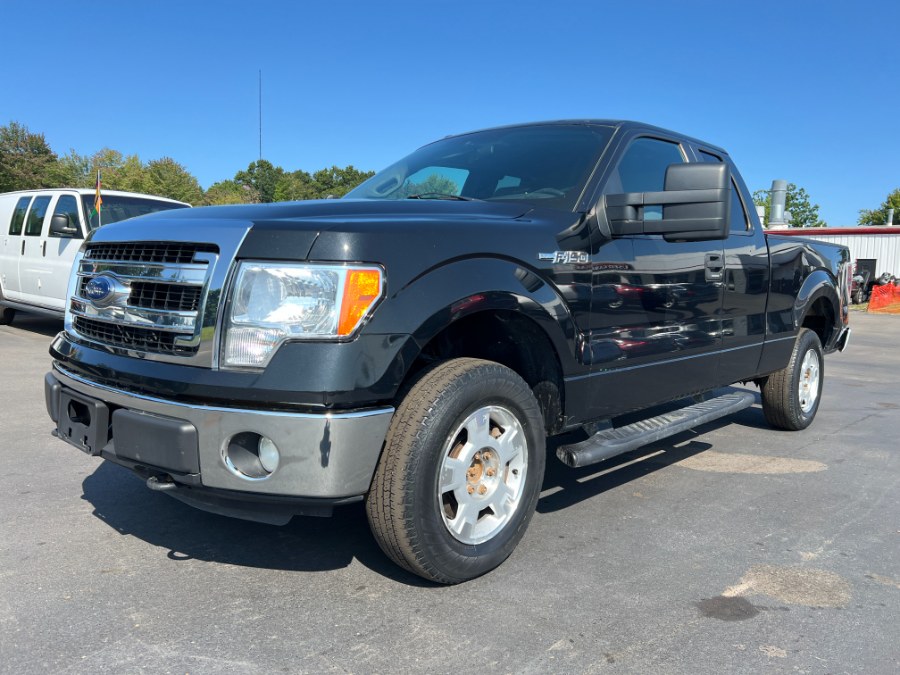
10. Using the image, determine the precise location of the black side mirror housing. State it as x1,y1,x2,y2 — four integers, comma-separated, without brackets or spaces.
606,163,731,241
49,213,79,237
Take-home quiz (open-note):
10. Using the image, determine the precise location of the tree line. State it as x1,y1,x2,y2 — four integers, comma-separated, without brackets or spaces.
1,120,897,225
0,121,374,205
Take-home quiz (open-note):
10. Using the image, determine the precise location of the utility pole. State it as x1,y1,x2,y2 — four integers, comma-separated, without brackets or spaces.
258,69,263,161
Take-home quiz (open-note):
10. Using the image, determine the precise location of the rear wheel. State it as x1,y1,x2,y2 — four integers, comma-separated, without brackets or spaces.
366,358,546,584
761,328,823,430
0,285,15,325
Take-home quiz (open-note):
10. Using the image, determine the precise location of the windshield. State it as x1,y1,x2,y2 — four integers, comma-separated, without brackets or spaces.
345,124,614,211
81,195,189,230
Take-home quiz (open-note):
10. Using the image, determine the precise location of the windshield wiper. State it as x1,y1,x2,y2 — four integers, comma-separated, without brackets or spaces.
406,192,480,201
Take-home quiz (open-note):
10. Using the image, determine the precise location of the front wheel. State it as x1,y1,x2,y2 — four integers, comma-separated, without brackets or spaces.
761,328,824,430
366,358,546,584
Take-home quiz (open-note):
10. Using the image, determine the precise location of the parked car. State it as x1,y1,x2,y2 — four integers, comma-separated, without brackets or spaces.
44,121,850,583
0,188,189,324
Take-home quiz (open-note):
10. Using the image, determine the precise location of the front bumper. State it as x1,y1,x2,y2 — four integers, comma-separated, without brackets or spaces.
46,365,394,520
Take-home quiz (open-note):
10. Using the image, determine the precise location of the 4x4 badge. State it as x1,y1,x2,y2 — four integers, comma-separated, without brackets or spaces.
538,251,589,264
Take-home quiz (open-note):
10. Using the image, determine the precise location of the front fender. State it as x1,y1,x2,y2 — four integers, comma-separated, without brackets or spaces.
362,257,582,375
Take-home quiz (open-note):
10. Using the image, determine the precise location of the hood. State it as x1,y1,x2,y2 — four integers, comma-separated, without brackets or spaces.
132,198,533,227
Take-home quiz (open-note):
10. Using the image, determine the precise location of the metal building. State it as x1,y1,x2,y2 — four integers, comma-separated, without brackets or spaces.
770,227,900,277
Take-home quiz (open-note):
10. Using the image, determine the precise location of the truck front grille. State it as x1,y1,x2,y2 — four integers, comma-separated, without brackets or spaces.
73,316,193,355
84,242,216,264
70,241,219,358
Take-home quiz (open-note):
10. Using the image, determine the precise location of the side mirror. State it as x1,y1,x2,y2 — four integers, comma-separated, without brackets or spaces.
50,213,79,237
606,163,731,241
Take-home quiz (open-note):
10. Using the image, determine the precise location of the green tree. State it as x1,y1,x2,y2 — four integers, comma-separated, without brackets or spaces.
56,149,93,187
310,165,375,198
0,121,59,191
752,183,826,228
202,179,256,205
274,170,317,201
858,188,900,225
235,159,284,203
144,157,203,204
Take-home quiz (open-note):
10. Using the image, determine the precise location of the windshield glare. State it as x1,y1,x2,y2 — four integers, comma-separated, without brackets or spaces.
81,195,188,230
345,125,614,211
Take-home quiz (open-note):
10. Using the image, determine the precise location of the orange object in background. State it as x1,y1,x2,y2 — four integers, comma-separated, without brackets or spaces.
868,283,900,314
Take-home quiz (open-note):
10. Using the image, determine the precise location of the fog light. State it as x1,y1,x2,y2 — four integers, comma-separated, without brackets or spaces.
224,432,279,480
258,436,280,473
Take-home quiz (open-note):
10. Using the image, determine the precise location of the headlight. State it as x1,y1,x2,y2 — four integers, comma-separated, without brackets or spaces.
222,262,383,368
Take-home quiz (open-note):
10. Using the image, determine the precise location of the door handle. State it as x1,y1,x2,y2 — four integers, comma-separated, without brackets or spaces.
705,253,724,282
21,240,25,255
42,241,47,257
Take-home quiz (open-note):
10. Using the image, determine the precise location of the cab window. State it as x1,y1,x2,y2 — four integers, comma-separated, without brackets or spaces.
49,195,82,238
609,138,685,220
24,196,52,236
615,138,685,193
8,196,32,235
697,150,751,233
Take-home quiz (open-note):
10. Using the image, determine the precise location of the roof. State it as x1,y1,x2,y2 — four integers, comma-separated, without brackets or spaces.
435,119,729,156
769,227,900,236
0,188,189,206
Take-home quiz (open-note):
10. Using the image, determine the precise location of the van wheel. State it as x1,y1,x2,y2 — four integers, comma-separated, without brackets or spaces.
0,286,14,325
761,328,823,430
366,358,545,584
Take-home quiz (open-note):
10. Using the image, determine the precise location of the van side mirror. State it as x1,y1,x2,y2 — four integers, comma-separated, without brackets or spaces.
49,213,80,238
606,163,731,241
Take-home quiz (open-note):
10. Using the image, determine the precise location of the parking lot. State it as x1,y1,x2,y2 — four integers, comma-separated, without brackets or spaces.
1,312,898,674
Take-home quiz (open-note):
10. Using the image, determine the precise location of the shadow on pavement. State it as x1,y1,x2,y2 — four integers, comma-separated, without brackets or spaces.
2,312,62,338
80,461,432,586
78,387,775,583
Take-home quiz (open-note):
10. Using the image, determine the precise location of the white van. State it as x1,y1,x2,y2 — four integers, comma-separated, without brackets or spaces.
0,189,189,324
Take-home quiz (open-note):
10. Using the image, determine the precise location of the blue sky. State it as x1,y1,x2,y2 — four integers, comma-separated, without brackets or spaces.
2,0,897,225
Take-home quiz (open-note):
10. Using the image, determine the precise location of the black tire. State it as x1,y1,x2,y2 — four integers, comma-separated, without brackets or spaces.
366,358,546,584
0,285,14,325
853,288,864,305
761,328,824,430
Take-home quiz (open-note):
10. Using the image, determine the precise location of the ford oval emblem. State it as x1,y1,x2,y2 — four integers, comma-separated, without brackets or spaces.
84,275,118,307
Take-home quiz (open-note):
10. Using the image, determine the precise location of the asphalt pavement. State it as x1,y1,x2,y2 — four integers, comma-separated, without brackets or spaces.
1,311,898,674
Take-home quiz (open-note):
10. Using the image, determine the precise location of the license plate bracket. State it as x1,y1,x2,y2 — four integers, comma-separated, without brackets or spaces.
57,388,110,456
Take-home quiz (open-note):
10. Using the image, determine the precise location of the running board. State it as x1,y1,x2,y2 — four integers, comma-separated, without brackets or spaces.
556,392,756,468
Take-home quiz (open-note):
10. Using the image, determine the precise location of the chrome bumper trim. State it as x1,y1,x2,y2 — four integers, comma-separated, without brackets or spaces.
52,365,393,499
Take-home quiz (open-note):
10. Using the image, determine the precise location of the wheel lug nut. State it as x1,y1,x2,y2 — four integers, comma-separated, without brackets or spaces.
486,468,496,477
483,452,492,460
467,485,475,494
478,485,487,495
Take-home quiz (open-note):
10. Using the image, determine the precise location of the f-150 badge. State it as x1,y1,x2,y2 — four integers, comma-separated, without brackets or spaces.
538,251,589,264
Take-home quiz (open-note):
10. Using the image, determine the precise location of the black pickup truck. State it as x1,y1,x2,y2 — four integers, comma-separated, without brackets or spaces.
45,120,850,583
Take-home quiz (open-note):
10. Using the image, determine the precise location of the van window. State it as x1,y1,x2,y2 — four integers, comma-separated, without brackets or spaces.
24,196,52,236
50,195,82,238
81,195,187,230
8,196,32,235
